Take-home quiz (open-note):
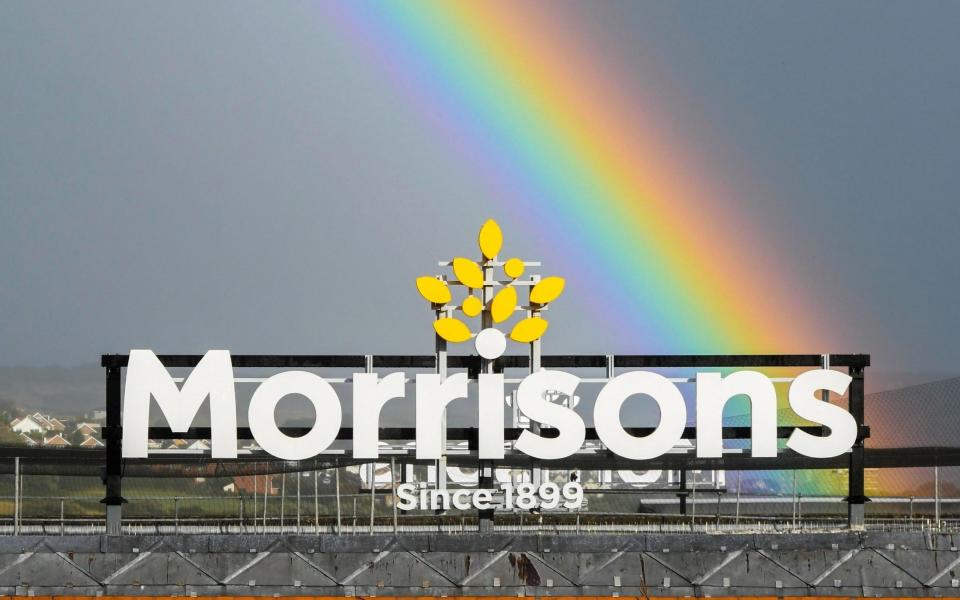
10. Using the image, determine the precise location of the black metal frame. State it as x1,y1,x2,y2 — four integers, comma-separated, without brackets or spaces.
100,353,871,527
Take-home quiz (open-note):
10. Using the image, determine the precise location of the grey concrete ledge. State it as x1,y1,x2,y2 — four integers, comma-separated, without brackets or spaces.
0,532,957,596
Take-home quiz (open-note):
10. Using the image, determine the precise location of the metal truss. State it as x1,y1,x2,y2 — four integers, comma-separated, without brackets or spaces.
2,531,960,596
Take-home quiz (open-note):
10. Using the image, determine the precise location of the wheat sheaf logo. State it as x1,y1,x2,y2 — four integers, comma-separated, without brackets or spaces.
415,219,565,360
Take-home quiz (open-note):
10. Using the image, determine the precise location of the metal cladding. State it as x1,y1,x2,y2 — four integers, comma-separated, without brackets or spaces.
1,532,959,597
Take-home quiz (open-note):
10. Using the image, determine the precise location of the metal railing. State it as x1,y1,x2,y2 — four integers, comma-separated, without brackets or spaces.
0,493,955,535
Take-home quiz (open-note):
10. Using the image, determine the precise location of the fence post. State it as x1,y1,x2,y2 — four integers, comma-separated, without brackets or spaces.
239,496,244,533
280,472,286,534
792,471,798,528
678,470,688,516
263,474,269,533
391,457,398,534
13,457,19,536
690,480,697,530
174,497,179,535
935,465,941,529
60,498,65,535
369,463,376,534
735,471,741,526
335,463,341,535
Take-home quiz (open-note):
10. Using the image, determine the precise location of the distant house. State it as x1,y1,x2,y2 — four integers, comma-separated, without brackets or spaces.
147,439,164,450
11,415,46,434
18,433,38,447
228,474,279,495
46,417,66,432
43,434,71,447
166,439,189,450
30,413,54,430
79,435,104,448
75,423,99,436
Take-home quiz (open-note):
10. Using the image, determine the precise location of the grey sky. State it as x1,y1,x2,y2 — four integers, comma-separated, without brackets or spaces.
1,1,959,391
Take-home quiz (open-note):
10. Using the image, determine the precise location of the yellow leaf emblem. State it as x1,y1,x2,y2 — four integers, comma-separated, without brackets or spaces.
490,286,517,324
510,317,549,343
416,277,451,304
462,295,482,317
434,318,472,343
504,257,525,279
530,276,565,305
452,257,484,289
478,219,503,259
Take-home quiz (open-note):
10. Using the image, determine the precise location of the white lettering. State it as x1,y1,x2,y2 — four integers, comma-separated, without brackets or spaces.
122,350,237,458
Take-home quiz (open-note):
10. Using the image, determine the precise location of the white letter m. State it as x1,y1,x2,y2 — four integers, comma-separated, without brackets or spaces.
121,349,237,458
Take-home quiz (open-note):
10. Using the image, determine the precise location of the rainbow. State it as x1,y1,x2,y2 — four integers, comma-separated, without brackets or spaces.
316,1,843,354
313,2,868,495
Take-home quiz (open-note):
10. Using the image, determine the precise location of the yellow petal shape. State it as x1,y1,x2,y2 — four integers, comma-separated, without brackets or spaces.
462,295,482,317
510,317,549,343
490,286,517,324
504,257,525,279
434,318,472,343
452,257,484,289
478,219,503,259
530,276,565,305
416,276,451,304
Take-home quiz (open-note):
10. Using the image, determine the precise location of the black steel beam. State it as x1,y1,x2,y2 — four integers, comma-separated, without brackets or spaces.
847,366,868,508
8,445,960,472
101,353,871,369
100,366,124,506
142,425,869,441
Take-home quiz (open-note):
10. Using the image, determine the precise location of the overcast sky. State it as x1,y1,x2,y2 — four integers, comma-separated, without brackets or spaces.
1,1,958,390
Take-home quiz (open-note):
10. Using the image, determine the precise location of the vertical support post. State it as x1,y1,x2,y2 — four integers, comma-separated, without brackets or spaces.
263,474,269,532
174,497,179,535
528,274,542,488
102,363,125,535
477,256,495,532
792,470,798,527
253,471,257,534
369,462,376,534
735,471,741,526
400,462,409,517
690,478,697,529
239,496,244,534
314,469,319,535
280,472,286,533
296,466,301,535
391,457,398,534
335,462,341,535
60,498,65,536
846,364,867,529
678,470,688,516
434,304,448,497
935,465,941,529
13,457,19,536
